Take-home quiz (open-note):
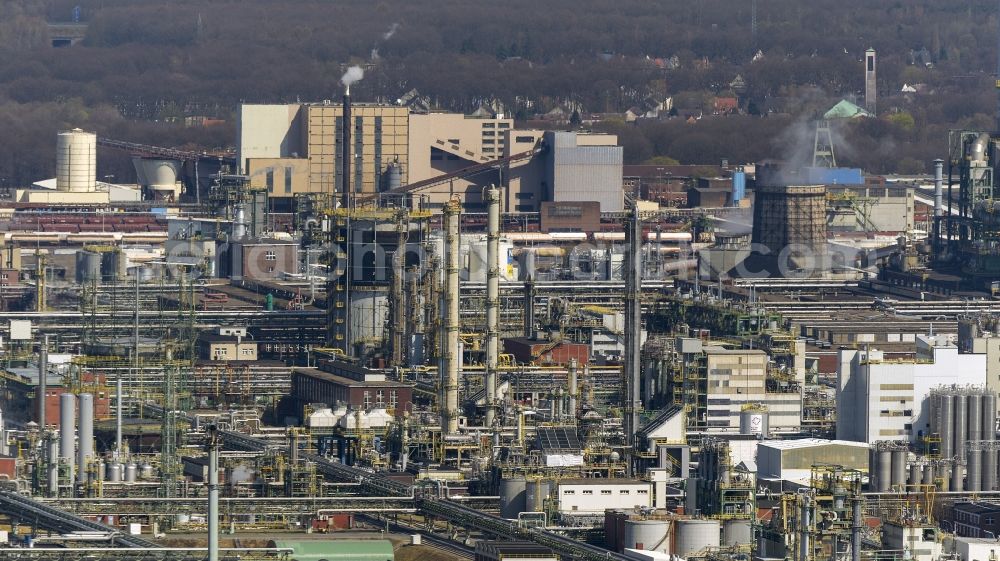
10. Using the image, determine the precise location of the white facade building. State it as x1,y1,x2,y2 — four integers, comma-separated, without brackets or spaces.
556,479,653,516
836,334,986,443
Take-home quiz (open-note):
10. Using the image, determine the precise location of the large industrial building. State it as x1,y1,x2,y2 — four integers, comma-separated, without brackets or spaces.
238,103,623,212
835,334,987,443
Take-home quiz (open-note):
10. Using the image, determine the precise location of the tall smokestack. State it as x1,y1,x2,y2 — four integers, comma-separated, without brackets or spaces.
934,159,944,249
442,200,461,435
865,48,877,115
342,89,352,210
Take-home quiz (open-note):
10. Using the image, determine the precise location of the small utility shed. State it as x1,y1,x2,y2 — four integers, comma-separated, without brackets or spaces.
268,540,394,561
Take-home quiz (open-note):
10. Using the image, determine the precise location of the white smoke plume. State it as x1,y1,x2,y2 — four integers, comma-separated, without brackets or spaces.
341,65,364,90
383,23,400,41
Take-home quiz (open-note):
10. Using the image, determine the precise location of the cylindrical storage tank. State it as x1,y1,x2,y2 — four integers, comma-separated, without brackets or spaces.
100,251,123,282
97,460,106,482
499,477,527,519
525,479,551,513
890,448,907,489
941,394,955,459
984,449,999,492
966,450,982,492
624,519,671,553
985,392,998,441
909,463,921,486
955,393,968,459
349,291,389,345
938,463,951,492
675,519,721,558
929,392,941,438
968,393,983,443
723,519,753,547
56,129,97,193
922,464,935,486
739,408,769,438
125,463,137,483
387,163,402,192
77,393,94,484
75,251,102,284
140,463,154,480
108,463,122,482
876,449,892,492
59,393,76,462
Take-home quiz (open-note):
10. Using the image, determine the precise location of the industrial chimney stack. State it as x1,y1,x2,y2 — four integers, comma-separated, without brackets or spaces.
342,88,352,210
865,48,877,115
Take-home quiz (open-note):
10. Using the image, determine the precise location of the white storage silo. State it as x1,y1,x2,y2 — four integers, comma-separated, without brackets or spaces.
56,129,97,193
623,519,671,553
675,519,721,557
349,290,389,343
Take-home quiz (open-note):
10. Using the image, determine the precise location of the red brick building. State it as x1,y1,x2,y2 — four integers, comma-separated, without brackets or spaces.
502,337,590,366
35,373,112,428
291,361,413,418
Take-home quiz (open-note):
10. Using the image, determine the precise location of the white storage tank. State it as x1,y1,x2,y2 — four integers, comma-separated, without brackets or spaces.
349,291,389,344
56,129,97,193
739,406,769,438
675,519,721,557
623,519,671,553
723,519,753,546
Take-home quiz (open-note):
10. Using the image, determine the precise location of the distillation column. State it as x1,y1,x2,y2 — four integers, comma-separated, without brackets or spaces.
568,358,579,422
442,200,461,435
623,204,642,475
38,334,47,430
485,186,501,427
59,393,75,488
77,393,94,485
207,426,220,561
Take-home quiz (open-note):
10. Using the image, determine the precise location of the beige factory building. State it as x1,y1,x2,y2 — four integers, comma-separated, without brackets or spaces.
238,103,518,211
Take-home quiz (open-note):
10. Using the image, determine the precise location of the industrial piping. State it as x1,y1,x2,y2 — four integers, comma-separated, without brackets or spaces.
485,186,501,428
442,200,461,435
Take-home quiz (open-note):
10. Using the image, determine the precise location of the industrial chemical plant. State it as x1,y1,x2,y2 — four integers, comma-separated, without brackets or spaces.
6,30,1000,561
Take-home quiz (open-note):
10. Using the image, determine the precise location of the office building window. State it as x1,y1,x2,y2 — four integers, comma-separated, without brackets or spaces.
266,168,274,193
265,251,276,261
284,167,292,193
